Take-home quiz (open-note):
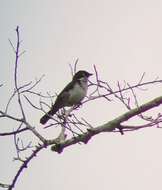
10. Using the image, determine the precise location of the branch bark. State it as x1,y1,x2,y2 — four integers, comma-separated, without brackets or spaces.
51,96,162,152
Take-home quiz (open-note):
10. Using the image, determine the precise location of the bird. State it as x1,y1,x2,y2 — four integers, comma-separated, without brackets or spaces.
40,70,93,124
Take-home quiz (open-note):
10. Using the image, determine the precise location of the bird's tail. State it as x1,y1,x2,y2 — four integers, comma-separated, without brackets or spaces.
40,106,59,124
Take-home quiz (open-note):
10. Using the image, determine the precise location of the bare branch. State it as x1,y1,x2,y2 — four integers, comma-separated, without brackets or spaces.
23,95,41,110
13,26,26,120
84,78,162,104
51,96,162,152
69,58,79,76
8,38,16,53
74,58,79,74
8,144,45,190
138,72,146,84
0,128,28,136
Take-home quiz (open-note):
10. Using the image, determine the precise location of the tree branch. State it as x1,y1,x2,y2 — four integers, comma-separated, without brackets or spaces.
51,96,162,152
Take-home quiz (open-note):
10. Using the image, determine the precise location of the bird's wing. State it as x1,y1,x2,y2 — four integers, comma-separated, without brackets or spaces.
54,81,74,108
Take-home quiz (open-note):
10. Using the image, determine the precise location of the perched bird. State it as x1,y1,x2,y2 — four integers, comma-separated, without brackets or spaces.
40,70,92,124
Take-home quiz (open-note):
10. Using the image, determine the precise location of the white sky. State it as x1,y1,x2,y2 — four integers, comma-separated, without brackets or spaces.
0,0,162,190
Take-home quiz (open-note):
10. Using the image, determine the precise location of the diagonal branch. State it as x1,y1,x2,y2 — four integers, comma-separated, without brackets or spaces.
0,128,28,136
51,96,162,152
8,144,45,190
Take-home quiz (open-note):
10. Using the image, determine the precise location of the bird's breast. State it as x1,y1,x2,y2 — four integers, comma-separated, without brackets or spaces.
68,82,88,105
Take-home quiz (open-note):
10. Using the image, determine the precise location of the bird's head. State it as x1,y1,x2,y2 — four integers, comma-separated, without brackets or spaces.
73,70,93,81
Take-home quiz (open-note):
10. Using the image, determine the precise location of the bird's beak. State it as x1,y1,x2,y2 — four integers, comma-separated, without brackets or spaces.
88,73,93,77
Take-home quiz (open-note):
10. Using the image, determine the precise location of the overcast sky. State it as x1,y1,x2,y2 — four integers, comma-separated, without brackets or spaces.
0,0,162,190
